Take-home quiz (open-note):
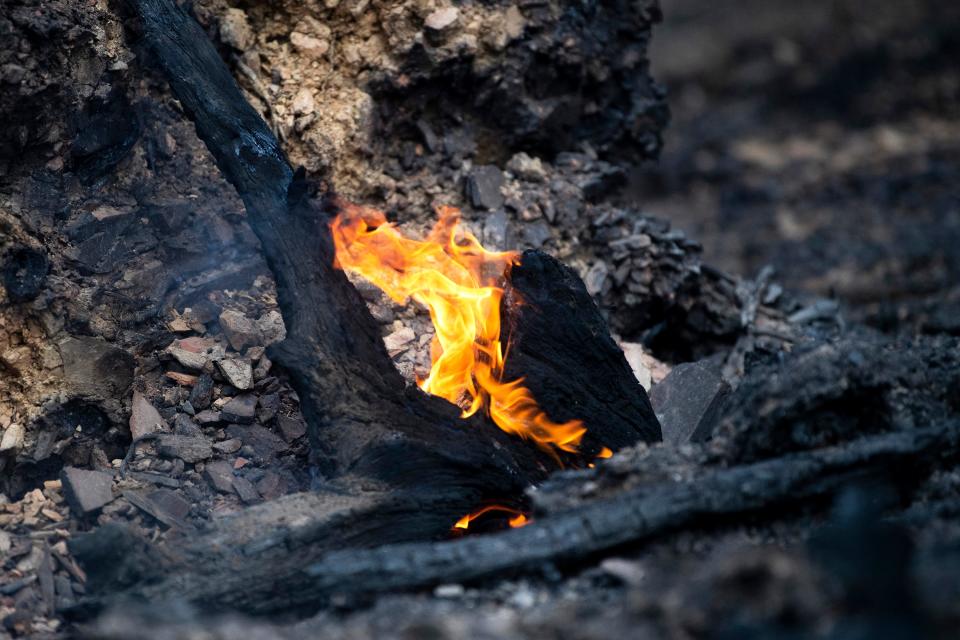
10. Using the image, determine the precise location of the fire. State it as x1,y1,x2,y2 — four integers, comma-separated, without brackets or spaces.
331,202,586,456
452,504,530,531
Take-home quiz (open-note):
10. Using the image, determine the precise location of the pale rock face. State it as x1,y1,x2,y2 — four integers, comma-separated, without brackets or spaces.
291,88,316,116
290,31,330,59
220,8,255,50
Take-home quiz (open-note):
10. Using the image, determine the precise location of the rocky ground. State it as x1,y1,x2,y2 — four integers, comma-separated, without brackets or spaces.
1,0,959,637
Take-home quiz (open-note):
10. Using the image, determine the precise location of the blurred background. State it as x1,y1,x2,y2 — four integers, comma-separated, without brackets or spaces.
632,0,960,333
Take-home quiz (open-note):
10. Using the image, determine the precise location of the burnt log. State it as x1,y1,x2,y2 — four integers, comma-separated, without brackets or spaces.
503,249,661,454
69,420,960,616
125,0,658,542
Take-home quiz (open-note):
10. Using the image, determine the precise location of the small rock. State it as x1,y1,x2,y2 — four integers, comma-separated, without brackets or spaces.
157,435,213,464
523,220,552,248
290,31,329,59
219,310,260,351
649,358,730,446
291,88,315,116
221,394,257,424
384,327,416,356
226,424,286,460
424,7,459,31
217,358,254,390
232,476,260,504
219,8,254,50
255,310,287,346
213,438,242,454
506,152,546,182
165,337,223,371
483,210,509,250
130,391,167,440
253,355,272,381
0,422,24,452
276,415,307,442
194,409,222,425
204,460,234,493
599,558,645,587
189,373,215,410
144,488,191,523
173,414,203,437
257,393,280,423
619,342,652,391
60,467,114,515
256,471,287,500
585,260,608,296
466,165,505,210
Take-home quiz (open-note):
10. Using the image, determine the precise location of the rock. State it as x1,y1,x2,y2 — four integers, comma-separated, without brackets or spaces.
384,327,416,356
129,488,191,527
483,210,509,250
466,165,505,210
147,488,190,521
649,358,730,446
203,460,235,494
619,342,652,391
157,435,213,463
523,220,552,248
425,7,458,31
253,355,272,381
256,471,287,500
189,373,215,410
216,358,254,390
221,394,257,424
218,310,259,351
165,337,224,371
59,336,135,400
585,260,608,296
506,152,546,182
232,476,260,504
129,391,167,440
257,393,280,423
276,415,307,442
0,422,24,452
255,310,287,346
173,414,202,437
219,8,254,50
291,88,315,116
290,31,329,59
2,246,49,303
194,409,222,425
225,424,286,460
213,438,242,454
60,467,114,515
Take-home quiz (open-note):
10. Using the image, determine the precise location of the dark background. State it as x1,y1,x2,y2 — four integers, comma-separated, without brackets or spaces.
633,0,960,333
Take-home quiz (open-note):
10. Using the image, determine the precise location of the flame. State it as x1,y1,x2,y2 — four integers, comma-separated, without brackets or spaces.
452,504,531,531
331,202,586,456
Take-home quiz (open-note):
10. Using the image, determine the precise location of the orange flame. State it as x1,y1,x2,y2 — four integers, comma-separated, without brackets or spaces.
331,202,586,456
452,504,531,531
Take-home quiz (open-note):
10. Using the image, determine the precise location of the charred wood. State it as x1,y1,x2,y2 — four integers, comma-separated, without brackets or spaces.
69,420,959,616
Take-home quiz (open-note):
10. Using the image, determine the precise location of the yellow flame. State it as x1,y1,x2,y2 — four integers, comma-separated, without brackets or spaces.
331,202,586,456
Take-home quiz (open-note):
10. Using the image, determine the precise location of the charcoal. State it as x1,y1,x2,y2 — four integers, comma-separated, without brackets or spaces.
2,246,49,302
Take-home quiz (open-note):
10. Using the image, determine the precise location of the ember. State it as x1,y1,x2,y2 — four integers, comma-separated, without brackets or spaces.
452,504,530,532
331,202,586,456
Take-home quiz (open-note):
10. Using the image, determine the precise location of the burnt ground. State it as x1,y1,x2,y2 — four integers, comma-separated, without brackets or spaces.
0,0,959,637
638,0,960,334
